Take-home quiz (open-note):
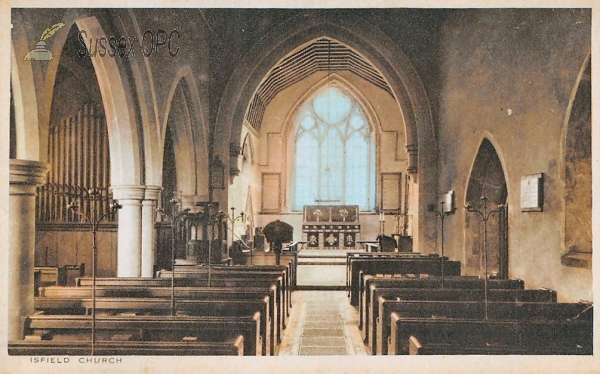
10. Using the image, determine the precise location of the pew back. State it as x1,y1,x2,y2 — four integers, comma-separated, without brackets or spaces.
376,299,590,355
22,313,262,356
9,336,245,356
389,314,592,355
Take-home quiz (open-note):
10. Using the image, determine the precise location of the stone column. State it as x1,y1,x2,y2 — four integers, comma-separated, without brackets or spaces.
141,185,161,277
112,186,145,277
9,160,48,340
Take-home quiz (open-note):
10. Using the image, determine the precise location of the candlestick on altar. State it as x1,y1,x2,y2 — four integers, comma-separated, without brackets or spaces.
379,211,385,235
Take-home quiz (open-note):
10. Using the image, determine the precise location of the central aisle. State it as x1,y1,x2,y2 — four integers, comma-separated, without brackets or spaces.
277,291,368,356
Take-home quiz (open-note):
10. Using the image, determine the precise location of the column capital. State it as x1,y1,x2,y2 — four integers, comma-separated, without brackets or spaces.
10,159,49,186
406,144,418,174
144,185,163,201
111,185,146,200
10,159,49,196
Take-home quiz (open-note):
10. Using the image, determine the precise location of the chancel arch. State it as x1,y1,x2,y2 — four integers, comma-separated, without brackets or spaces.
464,137,509,278
215,14,437,249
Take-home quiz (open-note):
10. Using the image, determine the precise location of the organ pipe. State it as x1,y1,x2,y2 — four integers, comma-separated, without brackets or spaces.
37,104,112,224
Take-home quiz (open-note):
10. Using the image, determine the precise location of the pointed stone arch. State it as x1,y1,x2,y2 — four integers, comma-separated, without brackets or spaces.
561,52,591,268
74,16,144,186
215,14,436,249
162,67,210,199
10,38,40,161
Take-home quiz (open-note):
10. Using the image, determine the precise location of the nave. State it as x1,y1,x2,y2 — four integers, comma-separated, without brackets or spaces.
7,7,595,371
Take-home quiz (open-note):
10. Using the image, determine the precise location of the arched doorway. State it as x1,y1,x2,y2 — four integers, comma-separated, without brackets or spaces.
465,138,509,278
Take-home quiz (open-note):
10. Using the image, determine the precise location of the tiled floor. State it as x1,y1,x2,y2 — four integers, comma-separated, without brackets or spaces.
277,291,368,356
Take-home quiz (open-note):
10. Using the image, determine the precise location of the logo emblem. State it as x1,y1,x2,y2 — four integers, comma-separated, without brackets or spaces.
24,23,65,61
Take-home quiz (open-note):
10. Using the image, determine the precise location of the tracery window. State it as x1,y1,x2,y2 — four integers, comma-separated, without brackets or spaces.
292,86,375,210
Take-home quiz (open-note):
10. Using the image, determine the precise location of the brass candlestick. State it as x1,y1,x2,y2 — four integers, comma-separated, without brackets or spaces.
68,188,121,356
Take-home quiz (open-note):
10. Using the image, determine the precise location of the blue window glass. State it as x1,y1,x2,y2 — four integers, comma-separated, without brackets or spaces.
293,86,375,210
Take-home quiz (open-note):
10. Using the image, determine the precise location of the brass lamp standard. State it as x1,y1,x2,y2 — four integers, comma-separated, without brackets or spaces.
68,188,121,356
207,206,225,287
158,198,190,315
465,196,505,320
429,200,450,287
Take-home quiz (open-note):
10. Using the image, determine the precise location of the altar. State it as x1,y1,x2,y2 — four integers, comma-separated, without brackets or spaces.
302,205,361,249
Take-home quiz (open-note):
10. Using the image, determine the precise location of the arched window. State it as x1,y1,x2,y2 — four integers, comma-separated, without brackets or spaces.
292,86,375,211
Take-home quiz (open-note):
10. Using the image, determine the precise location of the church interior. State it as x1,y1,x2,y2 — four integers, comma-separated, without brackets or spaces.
6,7,596,364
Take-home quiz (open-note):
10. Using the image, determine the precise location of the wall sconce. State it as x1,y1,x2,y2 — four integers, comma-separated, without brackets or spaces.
210,156,226,190
443,190,456,214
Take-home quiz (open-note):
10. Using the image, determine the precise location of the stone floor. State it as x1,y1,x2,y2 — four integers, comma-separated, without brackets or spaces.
277,291,368,356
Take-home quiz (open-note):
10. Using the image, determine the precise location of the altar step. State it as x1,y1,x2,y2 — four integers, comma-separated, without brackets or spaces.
298,258,346,265
297,249,363,265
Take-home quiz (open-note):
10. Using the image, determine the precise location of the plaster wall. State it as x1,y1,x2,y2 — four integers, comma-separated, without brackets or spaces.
436,9,591,301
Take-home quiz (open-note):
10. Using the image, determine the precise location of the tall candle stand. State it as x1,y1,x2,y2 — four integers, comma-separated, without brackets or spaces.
429,200,450,287
204,204,225,287
158,197,190,315
465,196,505,320
68,188,121,356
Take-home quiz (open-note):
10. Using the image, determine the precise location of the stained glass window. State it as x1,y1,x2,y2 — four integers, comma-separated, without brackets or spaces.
293,86,375,210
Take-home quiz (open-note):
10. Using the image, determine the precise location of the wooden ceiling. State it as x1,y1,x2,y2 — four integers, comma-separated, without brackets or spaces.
245,36,394,132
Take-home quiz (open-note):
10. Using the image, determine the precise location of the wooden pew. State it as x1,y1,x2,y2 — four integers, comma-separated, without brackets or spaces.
232,251,298,288
150,272,288,328
355,262,464,308
376,298,589,355
366,288,556,354
34,297,274,356
21,313,263,356
348,256,461,305
345,252,426,291
39,285,280,353
409,334,590,355
9,336,245,356
361,276,525,346
76,276,288,329
348,258,462,306
360,276,524,333
389,315,593,355
160,266,292,317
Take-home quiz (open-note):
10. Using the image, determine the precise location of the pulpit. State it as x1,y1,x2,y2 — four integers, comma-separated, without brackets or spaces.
302,205,361,249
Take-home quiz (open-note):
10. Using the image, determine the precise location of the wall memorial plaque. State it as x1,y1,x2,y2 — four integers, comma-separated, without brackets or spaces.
521,173,544,212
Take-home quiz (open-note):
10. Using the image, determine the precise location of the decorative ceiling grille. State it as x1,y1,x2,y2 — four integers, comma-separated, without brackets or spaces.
245,37,394,132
